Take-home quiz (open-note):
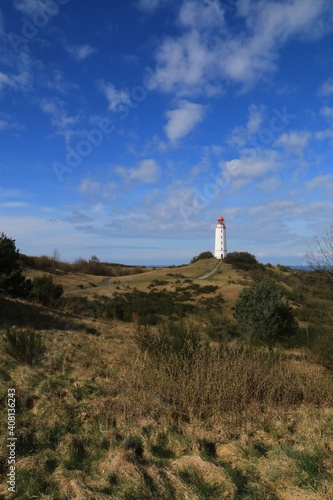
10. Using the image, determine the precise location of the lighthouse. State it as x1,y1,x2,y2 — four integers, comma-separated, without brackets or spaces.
214,215,227,259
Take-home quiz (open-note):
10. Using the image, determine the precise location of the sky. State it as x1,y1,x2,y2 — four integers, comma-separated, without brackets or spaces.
0,0,333,266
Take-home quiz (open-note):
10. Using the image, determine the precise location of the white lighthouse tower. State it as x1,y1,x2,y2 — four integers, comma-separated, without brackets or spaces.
214,215,227,259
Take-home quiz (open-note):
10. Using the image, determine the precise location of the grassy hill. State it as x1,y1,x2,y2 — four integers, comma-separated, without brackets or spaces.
0,258,333,498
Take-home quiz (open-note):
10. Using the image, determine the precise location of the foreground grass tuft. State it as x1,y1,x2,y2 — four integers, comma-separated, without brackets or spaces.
3,327,46,366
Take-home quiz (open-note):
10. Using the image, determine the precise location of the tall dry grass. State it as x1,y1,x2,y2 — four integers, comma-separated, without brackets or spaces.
122,322,333,426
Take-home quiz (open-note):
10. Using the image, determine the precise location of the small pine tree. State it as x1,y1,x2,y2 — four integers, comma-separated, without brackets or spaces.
234,277,298,348
0,232,20,278
0,232,32,297
30,275,63,306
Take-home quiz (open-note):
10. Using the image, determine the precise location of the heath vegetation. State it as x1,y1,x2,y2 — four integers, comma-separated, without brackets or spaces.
0,234,332,498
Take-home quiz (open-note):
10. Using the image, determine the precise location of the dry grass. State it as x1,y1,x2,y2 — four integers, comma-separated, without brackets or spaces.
0,311,332,498
0,262,332,498
23,268,109,292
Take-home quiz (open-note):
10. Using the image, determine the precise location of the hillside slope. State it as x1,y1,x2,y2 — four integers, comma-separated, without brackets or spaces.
0,260,332,498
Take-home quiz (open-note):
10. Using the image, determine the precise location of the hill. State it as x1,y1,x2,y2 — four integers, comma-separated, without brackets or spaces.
0,259,333,498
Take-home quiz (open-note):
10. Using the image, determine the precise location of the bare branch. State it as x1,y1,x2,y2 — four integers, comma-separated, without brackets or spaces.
305,224,333,285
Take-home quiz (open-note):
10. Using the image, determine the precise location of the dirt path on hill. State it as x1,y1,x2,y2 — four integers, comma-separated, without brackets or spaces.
64,260,223,294
197,260,223,279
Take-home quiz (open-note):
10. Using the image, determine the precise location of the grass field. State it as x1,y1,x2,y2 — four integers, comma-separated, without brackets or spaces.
0,259,332,498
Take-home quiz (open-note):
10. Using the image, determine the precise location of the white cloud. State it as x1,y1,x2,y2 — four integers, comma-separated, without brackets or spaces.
45,69,79,94
237,0,251,17
0,119,9,129
246,104,264,135
40,98,78,129
78,179,118,203
0,188,22,199
165,183,195,209
0,214,122,261
79,179,101,196
153,30,214,96
320,106,333,123
152,0,333,95
246,0,330,39
1,201,28,208
275,130,311,155
0,118,25,132
306,174,333,191
316,129,333,141
258,176,282,192
115,159,161,183
39,97,79,143
219,0,331,85
66,44,96,61
222,151,280,182
228,104,265,147
0,70,31,92
178,0,225,30
101,83,131,112
318,78,333,96
13,0,59,15
165,100,207,142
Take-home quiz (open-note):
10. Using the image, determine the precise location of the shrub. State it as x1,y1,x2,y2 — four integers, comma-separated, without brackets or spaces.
103,289,195,324
191,251,215,264
4,327,46,365
138,342,332,423
313,326,333,370
0,232,32,297
0,269,32,298
205,314,237,342
30,275,63,305
134,319,202,362
234,277,298,348
224,252,259,270
277,264,291,272
0,232,19,277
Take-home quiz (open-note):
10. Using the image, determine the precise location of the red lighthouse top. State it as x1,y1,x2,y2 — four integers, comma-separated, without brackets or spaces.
217,215,224,221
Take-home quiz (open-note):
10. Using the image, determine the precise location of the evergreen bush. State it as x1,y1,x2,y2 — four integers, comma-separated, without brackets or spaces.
190,251,215,263
234,277,298,348
30,275,63,305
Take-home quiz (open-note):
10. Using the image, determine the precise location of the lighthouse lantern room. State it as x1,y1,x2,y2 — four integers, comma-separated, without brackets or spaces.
214,215,227,259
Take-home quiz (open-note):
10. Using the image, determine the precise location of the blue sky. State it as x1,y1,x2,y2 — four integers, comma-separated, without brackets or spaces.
1,0,333,265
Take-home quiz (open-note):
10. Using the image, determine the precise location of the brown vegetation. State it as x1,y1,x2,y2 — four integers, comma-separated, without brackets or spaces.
0,259,332,498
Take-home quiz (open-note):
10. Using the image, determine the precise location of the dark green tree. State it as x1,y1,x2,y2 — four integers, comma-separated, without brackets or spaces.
0,232,19,278
224,251,259,270
0,232,32,297
30,275,63,306
234,277,298,348
1,270,32,298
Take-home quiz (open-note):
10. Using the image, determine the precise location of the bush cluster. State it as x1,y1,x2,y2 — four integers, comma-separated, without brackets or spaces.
190,251,215,264
224,251,260,270
61,282,221,325
234,277,298,348
30,275,64,306
101,289,196,324
134,320,202,362
20,253,146,277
